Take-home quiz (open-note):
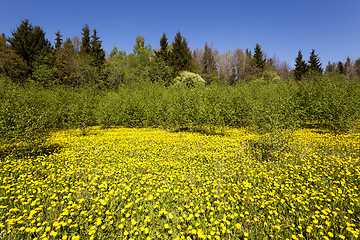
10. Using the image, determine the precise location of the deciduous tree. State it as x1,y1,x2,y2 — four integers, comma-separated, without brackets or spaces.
121,36,153,82
344,57,356,79
0,35,28,82
105,47,126,88
325,61,337,73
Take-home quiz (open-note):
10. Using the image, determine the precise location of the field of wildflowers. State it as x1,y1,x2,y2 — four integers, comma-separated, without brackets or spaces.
0,126,359,239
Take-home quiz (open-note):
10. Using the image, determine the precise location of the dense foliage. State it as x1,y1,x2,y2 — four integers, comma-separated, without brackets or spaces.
1,72,359,156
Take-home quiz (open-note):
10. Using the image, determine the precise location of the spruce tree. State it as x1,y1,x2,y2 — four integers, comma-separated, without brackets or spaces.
191,50,201,73
169,31,193,73
308,49,322,74
90,28,105,69
294,50,308,81
80,24,91,55
242,48,258,81
337,61,344,74
253,43,266,70
55,30,63,50
245,49,252,59
201,43,218,84
54,37,78,86
8,19,52,75
155,33,169,63
354,58,360,78
180,36,193,71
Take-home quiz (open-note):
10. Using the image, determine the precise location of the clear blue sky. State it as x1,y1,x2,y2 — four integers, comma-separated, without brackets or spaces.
1,0,359,68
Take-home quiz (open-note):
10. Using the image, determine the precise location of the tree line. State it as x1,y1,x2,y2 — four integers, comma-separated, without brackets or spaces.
2,20,360,156
1,19,360,88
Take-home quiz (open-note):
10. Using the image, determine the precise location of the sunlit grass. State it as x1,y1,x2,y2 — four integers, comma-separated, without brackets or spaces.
1,126,359,239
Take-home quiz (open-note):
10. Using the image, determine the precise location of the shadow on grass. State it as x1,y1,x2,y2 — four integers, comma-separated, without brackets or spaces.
0,140,63,158
300,122,348,134
170,126,228,136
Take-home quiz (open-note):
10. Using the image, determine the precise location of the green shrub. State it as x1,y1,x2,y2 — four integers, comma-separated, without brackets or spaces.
1,72,358,148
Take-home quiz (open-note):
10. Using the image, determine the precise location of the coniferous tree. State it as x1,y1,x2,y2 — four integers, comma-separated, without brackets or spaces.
245,49,252,59
337,61,344,75
191,50,201,74
201,43,218,84
308,49,322,74
354,58,360,78
242,48,258,81
80,24,91,55
8,19,52,76
180,36,193,70
150,33,175,85
53,37,78,86
90,28,105,69
253,43,266,70
155,33,169,64
169,31,193,73
294,50,308,81
55,30,63,50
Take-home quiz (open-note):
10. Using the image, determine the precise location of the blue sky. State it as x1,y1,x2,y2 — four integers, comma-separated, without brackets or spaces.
1,0,359,68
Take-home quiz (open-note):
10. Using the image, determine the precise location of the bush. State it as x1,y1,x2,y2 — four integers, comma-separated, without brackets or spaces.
173,71,205,88
1,71,358,151
297,74,359,131
0,79,57,143
248,131,292,162
0,77,102,156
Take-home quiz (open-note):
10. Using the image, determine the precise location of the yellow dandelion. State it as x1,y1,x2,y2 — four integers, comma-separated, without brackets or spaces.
71,235,80,240
50,231,57,237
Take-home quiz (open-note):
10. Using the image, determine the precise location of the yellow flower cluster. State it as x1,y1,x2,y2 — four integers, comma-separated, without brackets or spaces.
0,126,359,239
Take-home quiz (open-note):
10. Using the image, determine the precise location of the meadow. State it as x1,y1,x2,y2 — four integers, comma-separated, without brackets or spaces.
1,126,359,239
